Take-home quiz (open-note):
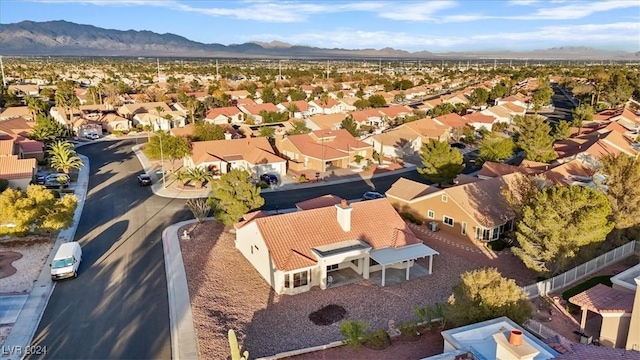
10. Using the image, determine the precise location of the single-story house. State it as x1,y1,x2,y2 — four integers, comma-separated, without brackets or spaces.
234,197,439,295
185,137,287,177
204,107,245,125
386,174,523,243
363,117,450,158
0,155,37,190
277,100,315,119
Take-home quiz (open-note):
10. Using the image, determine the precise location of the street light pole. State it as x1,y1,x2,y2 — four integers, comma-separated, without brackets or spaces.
156,120,166,189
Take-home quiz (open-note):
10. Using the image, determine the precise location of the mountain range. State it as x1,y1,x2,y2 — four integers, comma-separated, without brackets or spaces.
0,20,637,60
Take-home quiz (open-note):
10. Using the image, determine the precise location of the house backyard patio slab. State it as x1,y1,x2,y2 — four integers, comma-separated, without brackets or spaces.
179,220,483,359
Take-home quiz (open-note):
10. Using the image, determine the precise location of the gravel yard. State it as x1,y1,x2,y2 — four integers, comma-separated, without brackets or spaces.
0,236,55,294
180,220,478,359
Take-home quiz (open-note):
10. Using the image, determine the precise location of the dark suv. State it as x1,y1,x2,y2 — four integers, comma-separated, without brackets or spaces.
137,174,152,186
260,174,278,185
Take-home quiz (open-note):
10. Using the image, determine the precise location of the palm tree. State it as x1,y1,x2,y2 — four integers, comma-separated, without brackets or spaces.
154,106,165,131
48,140,83,174
173,170,191,187
187,167,214,189
286,103,300,118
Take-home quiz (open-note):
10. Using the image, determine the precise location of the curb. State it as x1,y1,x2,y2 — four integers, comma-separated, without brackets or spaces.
1,155,90,360
162,220,202,360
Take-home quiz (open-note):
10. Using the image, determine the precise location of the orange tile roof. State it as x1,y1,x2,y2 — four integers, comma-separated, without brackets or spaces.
169,123,195,137
542,160,594,185
311,98,340,109
0,106,30,119
0,155,36,180
350,109,384,123
0,139,14,156
295,195,342,210
189,137,285,166
464,112,496,124
386,177,440,201
402,117,450,138
519,160,553,170
205,106,242,119
280,100,310,112
478,162,542,178
307,114,346,130
284,129,372,160
594,108,623,122
434,113,467,128
246,198,422,271
241,103,280,115
18,140,43,154
236,98,256,107
502,102,526,114
569,284,635,314
0,117,36,139
378,105,413,118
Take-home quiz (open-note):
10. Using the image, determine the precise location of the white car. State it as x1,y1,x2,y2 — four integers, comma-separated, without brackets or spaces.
86,133,100,140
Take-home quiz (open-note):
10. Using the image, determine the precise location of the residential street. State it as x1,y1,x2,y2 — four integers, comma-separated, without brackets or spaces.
29,140,191,359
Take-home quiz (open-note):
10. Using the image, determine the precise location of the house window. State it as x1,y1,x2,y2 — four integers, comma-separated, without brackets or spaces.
327,264,339,272
443,216,454,227
492,227,500,240
441,194,448,202
483,229,491,241
284,273,290,288
506,219,514,231
427,210,435,219
461,222,467,235
293,271,308,287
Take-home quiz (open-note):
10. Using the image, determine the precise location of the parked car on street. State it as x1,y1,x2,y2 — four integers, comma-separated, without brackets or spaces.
260,173,279,185
362,191,385,201
137,174,152,186
451,142,466,149
86,133,100,140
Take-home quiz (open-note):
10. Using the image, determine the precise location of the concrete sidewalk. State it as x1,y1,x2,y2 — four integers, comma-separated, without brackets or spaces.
162,220,201,360
1,155,90,360
132,143,419,199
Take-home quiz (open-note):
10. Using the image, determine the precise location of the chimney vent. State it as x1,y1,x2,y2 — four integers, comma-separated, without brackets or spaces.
509,330,523,347
335,199,352,232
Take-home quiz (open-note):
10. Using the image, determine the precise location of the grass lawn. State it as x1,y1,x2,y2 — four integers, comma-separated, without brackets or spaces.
561,275,613,301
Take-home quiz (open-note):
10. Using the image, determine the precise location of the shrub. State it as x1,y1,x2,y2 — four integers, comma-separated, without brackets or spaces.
49,190,61,199
366,328,391,348
111,130,124,137
362,165,370,171
340,320,369,349
298,174,308,183
415,219,423,226
258,181,270,189
397,321,418,336
487,239,506,251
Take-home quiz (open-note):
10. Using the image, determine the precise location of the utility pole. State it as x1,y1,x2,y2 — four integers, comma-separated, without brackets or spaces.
279,60,282,80
326,60,329,80
494,59,496,71
156,58,160,83
0,56,6,88
379,58,381,75
216,59,219,80
156,120,166,189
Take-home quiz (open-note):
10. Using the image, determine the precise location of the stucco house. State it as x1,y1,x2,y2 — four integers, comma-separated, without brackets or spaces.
204,106,244,125
275,129,373,173
238,103,282,124
234,197,439,295
308,98,345,115
463,112,499,132
184,137,287,177
277,100,315,118
386,174,523,243
363,117,450,158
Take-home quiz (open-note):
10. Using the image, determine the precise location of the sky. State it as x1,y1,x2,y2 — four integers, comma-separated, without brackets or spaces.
1,0,639,53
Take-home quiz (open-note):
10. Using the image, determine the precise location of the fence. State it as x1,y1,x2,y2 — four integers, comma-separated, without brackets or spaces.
522,240,638,299
524,319,560,340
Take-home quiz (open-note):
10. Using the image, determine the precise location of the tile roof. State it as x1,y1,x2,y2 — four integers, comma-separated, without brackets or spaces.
280,100,310,112
402,117,451,138
478,162,542,178
310,98,340,109
369,127,421,148
205,106,242,119
350,109,384,123
18,140,44,154
443,173,523,228
541,160,594,185
295,195,342,210
464,112,496,124
0,155,36,180
569,284,635,313
378,105,413,118
386,177,440,201
554,343,640,360
0,106,30,119
169,123,195,137
307,113,346,130
434,113,467,128
502,102,526,114
284,129,372,160
236,98,256,107
484,105,512,119
118,102,172,115
246,198,422,271
0,139,14,156
240,103,280,115
189,137,285,166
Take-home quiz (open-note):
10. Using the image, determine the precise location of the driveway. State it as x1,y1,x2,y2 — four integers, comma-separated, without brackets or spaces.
29,140,191,359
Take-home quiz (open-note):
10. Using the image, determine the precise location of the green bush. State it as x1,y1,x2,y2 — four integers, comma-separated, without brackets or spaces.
487,239,506,251
257,181,270,189
366,328,391,348
397,321,418,336
354,154,364,164
0,178,8,193
401,212,416,222
339,320,369,349
49,189,61,199
298,175,308,183
415,219,423,226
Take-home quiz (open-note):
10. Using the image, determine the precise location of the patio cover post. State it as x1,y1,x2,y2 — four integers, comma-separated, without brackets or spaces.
381,265,386,287
580,307,588,332
406,262,410,280
363,254,370,279
429,255,434,274
320,264,328,290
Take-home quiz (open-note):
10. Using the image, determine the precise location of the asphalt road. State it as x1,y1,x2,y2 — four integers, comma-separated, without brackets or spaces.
542,85,576,123
30,140,191,359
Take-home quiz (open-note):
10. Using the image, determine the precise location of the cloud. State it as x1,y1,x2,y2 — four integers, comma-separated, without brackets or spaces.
245,22,639,51
376,1,456,21
528,0,640,20
508,0,539,5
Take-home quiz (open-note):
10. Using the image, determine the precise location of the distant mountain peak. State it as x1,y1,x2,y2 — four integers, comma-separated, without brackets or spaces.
250,40,292,49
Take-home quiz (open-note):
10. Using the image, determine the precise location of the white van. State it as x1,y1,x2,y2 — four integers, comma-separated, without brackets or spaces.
50,242,82,280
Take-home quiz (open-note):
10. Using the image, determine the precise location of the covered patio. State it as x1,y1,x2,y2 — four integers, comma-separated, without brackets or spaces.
569,284,635,348
369,243,439,287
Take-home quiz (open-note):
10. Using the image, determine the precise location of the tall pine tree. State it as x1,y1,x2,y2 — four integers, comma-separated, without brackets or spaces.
417,139,464,187
514,115,557,162
207,169,265,225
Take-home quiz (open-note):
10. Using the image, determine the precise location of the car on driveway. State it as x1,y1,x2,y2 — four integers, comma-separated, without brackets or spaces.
362,191,385,200
44,174,70,188
137,174,152,186
450,142,466,149
86,133,100,140
260,173,279,185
